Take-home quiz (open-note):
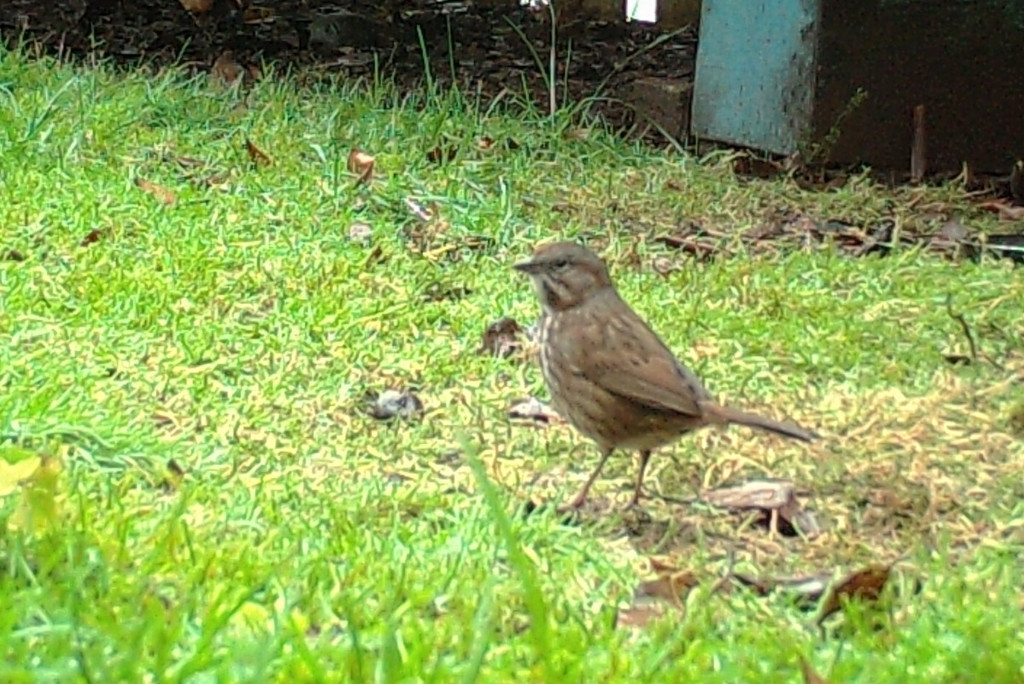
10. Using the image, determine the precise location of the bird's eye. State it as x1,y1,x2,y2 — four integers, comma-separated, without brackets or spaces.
553,259,569,270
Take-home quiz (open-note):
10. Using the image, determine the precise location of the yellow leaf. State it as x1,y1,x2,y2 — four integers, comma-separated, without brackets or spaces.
0,455,41,497
9,457,61,536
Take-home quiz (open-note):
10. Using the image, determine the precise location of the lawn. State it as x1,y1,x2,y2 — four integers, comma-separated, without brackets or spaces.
1,46,1023,682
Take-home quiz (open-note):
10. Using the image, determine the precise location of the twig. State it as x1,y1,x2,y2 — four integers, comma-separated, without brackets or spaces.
945,294,977,361
910,104,927,183
708,547,736,595
548,0,557,116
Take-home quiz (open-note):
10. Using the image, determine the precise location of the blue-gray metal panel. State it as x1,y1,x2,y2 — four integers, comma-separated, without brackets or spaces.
691,0,819,155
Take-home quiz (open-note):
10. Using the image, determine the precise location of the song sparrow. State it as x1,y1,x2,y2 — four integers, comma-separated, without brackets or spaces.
514,241,817,510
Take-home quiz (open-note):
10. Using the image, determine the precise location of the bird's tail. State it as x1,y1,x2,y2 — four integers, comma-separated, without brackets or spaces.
701,402,819,442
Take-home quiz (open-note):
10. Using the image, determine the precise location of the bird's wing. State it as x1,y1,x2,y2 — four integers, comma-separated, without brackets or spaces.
572,296,707,417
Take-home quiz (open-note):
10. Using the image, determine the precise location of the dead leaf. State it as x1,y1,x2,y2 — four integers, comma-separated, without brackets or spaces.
422,282,472,303
478,316,523,358
426,145,458,164
152,410,181,430
242,5,276,23
211,50,244,86
635,570,699,607
476,136,495,150
363,245,387,268
170,154,208,169
134,177,178,206
508,397,561,426
9,454,61,537
616,561,698,630
654,229,723,261
404,197,433,222
563,127,591,141
245,138,272,167
348,222,373,244
817,565,891,623
800,657,834,684
702,480,821,538
733,153,783,179
347,149,375,185
160,458,186,493
614,602,666,630
650,256,678,277
647,556,680,574
179,0,214,14
0,452,42,497
978,200,1024,221
80,227,109,247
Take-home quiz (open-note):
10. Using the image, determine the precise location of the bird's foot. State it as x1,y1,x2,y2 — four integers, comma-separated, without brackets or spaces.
556,497,587,516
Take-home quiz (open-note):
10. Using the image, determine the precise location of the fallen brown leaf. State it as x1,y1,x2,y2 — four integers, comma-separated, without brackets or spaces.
478,316,523,358
80,227,109,247
650,255,679,277
800,657,834,684
978,200,1024,221
635,570,699,608
348,148,375,185
733,153,784,179
134,177,178,206
179,0,214,14
616,561,698,630
702,479,821,538
563,127,591,141
426,145,458,164
614,602,665,630
242,5,275,23
245,138,272,167
211,50,244,86
817,565,891,623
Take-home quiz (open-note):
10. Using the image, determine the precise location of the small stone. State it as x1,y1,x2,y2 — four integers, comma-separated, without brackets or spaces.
368,389,423,421
348,222,373,244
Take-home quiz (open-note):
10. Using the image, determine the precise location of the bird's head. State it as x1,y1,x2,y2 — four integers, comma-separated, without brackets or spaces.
513,241,613,312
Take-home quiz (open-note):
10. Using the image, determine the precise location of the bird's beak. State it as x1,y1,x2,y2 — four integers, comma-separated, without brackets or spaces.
513,259,538,274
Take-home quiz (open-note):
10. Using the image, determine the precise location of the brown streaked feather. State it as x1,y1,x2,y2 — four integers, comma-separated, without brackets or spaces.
571,288,709,417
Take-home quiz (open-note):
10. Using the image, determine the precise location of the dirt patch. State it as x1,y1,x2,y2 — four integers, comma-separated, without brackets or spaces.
0,0,696,132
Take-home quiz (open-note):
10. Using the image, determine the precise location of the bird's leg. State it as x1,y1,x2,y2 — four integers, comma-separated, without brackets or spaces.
627,450,652,508
560,447,614,511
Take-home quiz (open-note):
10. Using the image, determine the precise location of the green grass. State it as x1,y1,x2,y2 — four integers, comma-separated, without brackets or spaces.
1,46,1023,682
